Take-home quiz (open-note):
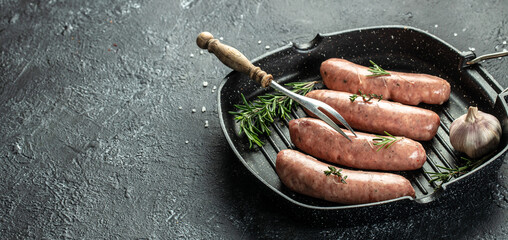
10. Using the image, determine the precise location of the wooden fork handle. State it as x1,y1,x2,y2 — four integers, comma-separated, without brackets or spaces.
196,32,273,87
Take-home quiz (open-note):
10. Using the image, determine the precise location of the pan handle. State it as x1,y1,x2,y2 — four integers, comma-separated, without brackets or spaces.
466,51,508,65
462,50,508,103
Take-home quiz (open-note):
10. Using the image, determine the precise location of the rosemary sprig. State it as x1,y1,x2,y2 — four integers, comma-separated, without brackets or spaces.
324,166,348,184
367,60,390,77
372,131,399,151
426,157,486,188
229,81,318,148
349,90,383,102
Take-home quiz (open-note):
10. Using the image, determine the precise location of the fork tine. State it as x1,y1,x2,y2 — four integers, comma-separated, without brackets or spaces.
318,105,357,137
269,81,355,141
311,107,352,141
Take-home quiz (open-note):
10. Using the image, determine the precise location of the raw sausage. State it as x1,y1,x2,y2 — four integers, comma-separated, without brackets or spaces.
305,89,440,141
321,58,451,105
289,118,426,171
276,149,416,204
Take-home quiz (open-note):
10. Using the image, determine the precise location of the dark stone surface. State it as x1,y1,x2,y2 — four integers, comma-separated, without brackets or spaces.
0,0,506,239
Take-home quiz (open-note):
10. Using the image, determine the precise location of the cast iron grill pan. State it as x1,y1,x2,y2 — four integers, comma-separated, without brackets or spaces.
218,26,508,211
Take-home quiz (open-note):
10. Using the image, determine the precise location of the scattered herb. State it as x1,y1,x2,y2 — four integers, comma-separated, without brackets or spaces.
324,166,348,184
367,60,390,77
426,157,486,188
349,94,359,102
372,131,399,151
229,81,318,148
349,90,383,102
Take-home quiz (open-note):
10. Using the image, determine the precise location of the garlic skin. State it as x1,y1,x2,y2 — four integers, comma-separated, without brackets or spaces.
449,106,502,158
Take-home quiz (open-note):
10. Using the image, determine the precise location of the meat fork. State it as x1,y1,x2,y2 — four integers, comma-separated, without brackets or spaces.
196,32,356,141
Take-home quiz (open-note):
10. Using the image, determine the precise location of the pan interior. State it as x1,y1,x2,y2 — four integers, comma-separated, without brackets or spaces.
218,26,508,210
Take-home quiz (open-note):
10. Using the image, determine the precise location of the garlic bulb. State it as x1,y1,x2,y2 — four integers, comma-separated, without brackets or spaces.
449,106,502,158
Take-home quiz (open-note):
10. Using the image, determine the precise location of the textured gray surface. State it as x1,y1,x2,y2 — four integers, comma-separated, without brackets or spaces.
0,0,507,239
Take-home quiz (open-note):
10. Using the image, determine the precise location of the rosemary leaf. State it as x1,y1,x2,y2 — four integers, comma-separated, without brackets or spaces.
372,131,399,151
324,166,348,184
426,156,488,188
349,94,359,102
367,60,390,77
349,90,383,103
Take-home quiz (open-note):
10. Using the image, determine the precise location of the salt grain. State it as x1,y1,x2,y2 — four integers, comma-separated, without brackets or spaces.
178,106,182,110
453,33,458,36
203,81,209,87
202,106,206,112
469,47,476,51
185,140,189,144
265,45,270,50
219,37,224,41
192,109,196,113
213,86,217,90
190,53,194,58
434,24,438,28
503,41,507,45
205,121,209,128
258,40,262,44
200,50,204,54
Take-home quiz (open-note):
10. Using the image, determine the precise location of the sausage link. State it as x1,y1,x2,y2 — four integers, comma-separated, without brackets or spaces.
306,89,440,141
321,58,451,105
276,149,416,204
289,118,426,171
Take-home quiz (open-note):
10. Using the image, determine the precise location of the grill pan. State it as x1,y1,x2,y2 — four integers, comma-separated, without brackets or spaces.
217,26,508,216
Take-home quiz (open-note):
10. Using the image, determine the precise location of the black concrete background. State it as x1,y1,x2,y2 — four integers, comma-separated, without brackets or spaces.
1,0,507,239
